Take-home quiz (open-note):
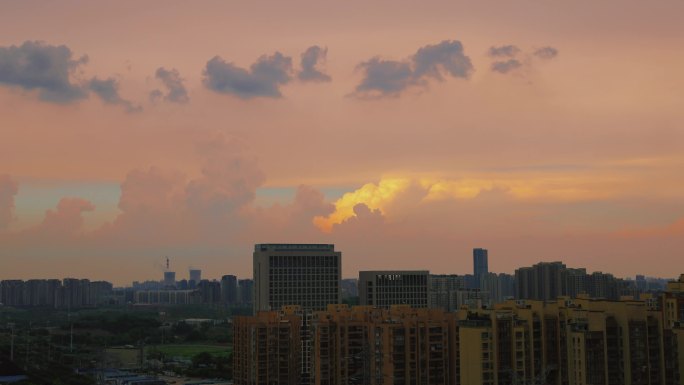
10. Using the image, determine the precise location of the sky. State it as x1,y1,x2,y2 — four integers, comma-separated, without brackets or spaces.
1,0,683,285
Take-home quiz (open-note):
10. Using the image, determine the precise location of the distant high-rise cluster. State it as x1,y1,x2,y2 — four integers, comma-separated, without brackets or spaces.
0,279,112,308
515,261,637,301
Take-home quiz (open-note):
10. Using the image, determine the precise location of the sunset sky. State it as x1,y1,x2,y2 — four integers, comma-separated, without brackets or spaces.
1,0,683,285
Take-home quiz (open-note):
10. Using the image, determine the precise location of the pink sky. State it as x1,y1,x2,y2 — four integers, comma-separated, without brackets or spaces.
1,0,683,285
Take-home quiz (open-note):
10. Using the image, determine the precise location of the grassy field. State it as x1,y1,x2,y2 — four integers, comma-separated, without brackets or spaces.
147,344,231,359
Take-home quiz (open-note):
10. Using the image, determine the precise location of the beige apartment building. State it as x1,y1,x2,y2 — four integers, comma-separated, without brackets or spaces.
233,274,684,385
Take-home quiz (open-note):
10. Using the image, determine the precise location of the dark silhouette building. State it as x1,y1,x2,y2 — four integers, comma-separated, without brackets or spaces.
473,247,489,287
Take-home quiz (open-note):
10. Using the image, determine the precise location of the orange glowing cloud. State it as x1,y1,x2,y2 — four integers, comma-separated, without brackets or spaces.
420,178,495,201
317,172,633,233
313,178,410,232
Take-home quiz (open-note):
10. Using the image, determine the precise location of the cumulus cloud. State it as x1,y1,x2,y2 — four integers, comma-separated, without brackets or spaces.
203,52,293,99
152,67,189,103
534,46,559,59
314,178,411,231
491,59,523,74
412,40,473,80
353,39,473,97
298,46,331,82
88,132,267,248
355,59,414,96
0,41,88,103
37,198,95,236
88,77,142,113
488,45,520,58
334,203,385,230
0,175,18,229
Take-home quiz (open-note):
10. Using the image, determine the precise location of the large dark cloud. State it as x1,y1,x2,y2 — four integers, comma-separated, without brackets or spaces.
151,67,189,103
88,77,142,113
0,175,18,229
491,59,523,74
203,52,293,99
298,46,331,82
412,40,473,80
0,41,88,103
353,39,473,97
355,59,414,96
534,46,559,59
488,45,520,58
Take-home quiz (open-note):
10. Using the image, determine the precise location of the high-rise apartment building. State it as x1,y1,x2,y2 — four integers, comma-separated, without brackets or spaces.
0,279,113,308
189,269,201,288
220,274,238,305
233,284,684,385
516,262,633,301
163,271,176,287
458,295,681,385
253,244,341,313
473,248,489,287
233,305,304,385
359,270,429,308
238,279,254,306
479,272,516,305
515,261,567,301
314,304,457,385
429,274,465,311
197,280,221,304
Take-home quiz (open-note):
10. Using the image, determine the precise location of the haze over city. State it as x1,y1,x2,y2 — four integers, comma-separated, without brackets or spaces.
1,0,683,285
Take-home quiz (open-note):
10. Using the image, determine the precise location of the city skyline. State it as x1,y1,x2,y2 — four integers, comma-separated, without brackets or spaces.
1,1,684,283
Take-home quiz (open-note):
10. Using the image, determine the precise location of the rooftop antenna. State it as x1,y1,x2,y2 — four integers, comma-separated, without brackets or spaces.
166,257,170,271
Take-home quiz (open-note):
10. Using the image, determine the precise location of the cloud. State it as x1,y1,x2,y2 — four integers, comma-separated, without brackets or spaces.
313,178,411,231
335,203,384,229
88,77,142,112
412,40,473,80
93,133,266,247
615,218,684,239
353,39,473,97
491,59,523,74
0,175,18,229
0,41,88,103
298,46,331,82
203,52,293,99
487,45,558,74
534,46,559,59
149,89,163,102
354,58,415,96
488,45,520,58
152,67,189,103
421,179,495,201
245,185,335,240
37,198,95,236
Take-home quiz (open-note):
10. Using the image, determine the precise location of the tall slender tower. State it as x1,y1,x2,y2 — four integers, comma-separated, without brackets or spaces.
473,248,489,288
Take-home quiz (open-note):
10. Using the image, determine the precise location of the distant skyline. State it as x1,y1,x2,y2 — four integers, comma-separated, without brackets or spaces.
1,1,683,285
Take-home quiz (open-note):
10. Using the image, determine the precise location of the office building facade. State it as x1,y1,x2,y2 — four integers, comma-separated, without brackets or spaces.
253,244,341,312
359,270,429,308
